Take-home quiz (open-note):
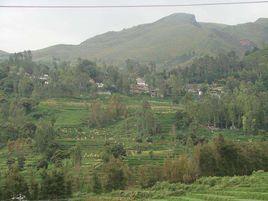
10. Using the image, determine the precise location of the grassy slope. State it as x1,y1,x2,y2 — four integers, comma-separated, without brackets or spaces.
32,13,268,65
224,19,268,47
91,171,268,201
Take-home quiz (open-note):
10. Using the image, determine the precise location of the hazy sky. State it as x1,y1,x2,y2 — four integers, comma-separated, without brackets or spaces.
1,0,268,52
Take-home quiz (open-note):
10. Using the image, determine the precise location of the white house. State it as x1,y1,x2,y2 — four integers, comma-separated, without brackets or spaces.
136,78,148,87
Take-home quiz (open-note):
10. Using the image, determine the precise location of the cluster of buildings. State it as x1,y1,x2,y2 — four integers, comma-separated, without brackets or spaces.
130,78,162,97
24,72,50,85
39,74,49,85
34,73,223,98
130,78,224,98
186,83,223,97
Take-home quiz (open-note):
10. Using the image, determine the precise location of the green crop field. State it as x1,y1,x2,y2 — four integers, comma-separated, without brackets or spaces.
85,171,268,201
0,94,264,172
29,94,264,170
37,95,182,168
0,94,266,200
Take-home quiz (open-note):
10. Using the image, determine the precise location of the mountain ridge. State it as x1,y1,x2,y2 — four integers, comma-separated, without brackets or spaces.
11,13,268,65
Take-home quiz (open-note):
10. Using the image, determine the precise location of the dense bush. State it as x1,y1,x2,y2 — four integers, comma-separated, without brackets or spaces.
102,157,131,191
196,135,268,176
138,165,163,188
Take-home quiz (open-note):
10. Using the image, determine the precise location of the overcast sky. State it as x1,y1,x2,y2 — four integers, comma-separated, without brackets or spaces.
1,0,268,53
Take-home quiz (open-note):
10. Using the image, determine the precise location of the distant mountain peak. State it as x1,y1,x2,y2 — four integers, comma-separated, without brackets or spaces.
156,13,199,26
255,18,268,24
0,50,9,60
0,50,8,54
31,13,268,65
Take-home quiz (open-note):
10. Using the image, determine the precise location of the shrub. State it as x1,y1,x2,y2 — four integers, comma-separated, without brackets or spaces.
138,165,163,188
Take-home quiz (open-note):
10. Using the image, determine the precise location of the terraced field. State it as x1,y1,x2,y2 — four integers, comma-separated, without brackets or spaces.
37,95,181,168
36,95,266,170
0,95,181,174
154,172,268,201
1,94,266,201
90,171,268,201
1,94,262,172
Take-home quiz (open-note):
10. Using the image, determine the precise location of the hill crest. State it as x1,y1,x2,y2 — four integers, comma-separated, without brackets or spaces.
26,13,268,65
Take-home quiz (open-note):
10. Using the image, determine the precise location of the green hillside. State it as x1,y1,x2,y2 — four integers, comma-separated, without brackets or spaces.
87,171,268,201
32,13,268,65
0,47,267,200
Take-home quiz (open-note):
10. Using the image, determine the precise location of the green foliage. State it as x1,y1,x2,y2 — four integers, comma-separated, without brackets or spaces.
71,144,82,167
103,157,130,191
34,121,56,154
175,109,192,129
88,95,127,128
108,171,268,200
197,135,268,177
2,167,30,200
181,52,241,84
136,101,161,138
0,46,268,201
40,168,72,200
87,100,106,127
163,154,198,184
92,173,102,194
108,143,127,159
138,165,163,188
18,76,34,97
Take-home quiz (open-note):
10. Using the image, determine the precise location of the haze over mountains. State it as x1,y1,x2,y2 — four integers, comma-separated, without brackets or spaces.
3,13,268,65
0,50,8,55
0,50,9,60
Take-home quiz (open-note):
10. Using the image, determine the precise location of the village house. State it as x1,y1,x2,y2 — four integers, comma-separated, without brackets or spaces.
39,74,48,81
130,77,164,97
186,84,203,96
39,74,49,85
94,81,111,95
96,82,104,88
131,77,150,94
209,84,224,97
150,88,164,98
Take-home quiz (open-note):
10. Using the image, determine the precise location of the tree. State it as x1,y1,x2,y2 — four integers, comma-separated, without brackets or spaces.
18,76,34,97
163,155,198,183
92,173,102,194
103,158,130,191
197,143,218,176
2,167,30,200
136,101,160,138
72,144,82,167
17,154,26,170
110,143,127,159
175,109,192,129
167,74,185,103
51,149,70,167
28,170,39,200
35,121,56,154
88,100,106,127
103,143,127,162
107,95,126,121
138,165,162,188
40,169,72,200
